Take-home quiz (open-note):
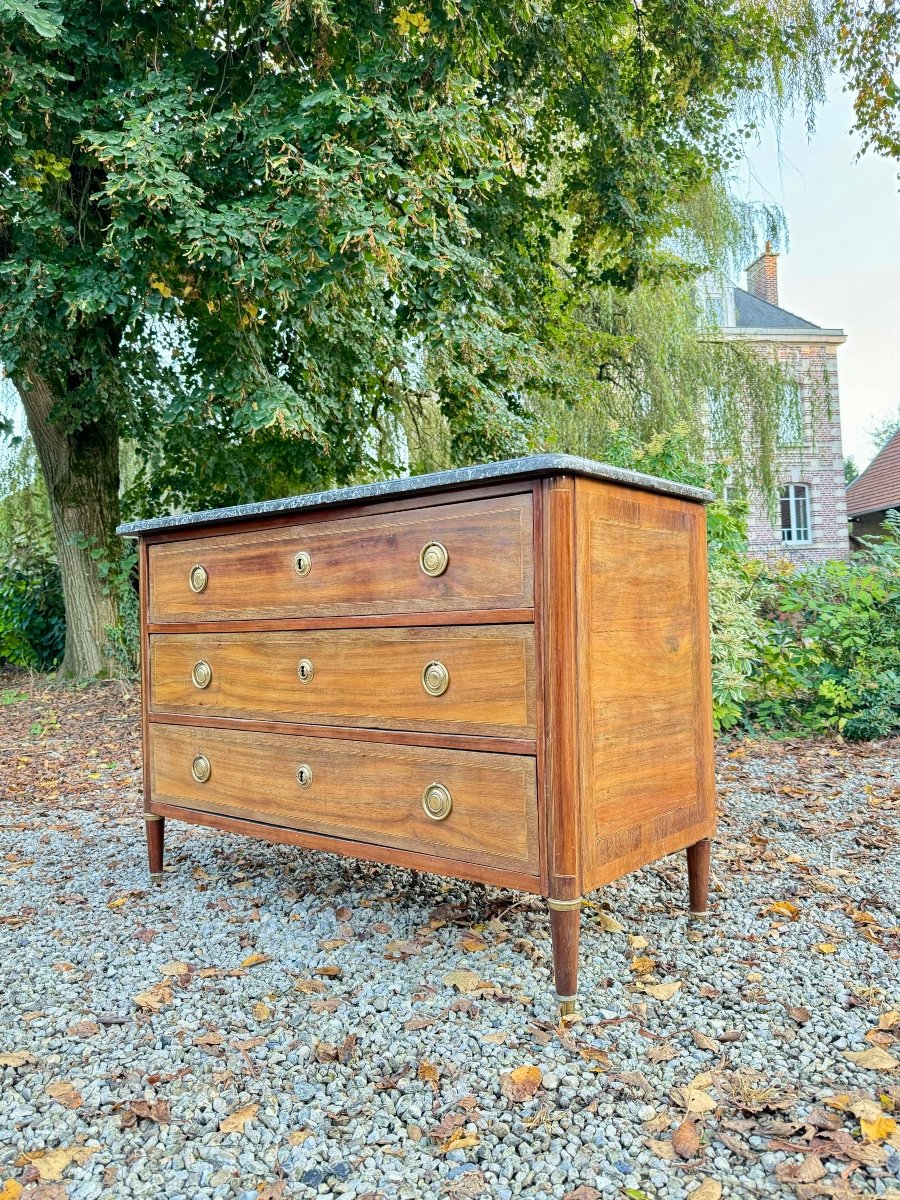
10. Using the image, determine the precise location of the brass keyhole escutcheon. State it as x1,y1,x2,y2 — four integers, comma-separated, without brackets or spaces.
191,754,211,783
297,658,314,684
189,564,208,593
294,551,312,578
422,782,452,821
422,660,449,697
191,659,212,689
419,541,449,577
296,764,313,789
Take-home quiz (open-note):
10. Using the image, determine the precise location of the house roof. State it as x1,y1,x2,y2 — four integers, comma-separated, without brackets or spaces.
846,429,900,518
732,287,821,331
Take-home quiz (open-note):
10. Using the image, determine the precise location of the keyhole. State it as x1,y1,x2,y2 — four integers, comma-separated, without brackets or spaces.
297,658,314,684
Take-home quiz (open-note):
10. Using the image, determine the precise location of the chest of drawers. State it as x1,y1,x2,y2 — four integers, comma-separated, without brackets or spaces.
119,455,716,1012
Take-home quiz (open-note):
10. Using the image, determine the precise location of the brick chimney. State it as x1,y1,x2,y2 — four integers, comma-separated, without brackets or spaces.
746,241,779,306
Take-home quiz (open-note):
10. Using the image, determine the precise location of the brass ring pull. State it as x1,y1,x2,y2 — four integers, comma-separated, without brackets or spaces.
419,541,449,577
296,764,313,789
191,659,212,689
189,564,208,593
422,660,449,697
191,754,211,783
294,551,311,577
422,782,452,821
297,658,314,684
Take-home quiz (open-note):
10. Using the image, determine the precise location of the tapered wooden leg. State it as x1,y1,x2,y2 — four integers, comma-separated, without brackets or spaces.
145,813,164,882
548,898,581,1015
687,837,711,917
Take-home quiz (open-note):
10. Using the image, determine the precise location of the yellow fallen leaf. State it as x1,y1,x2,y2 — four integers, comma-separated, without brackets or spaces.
683,1073,718,1114
631,956,654,975
767,900,800,920
240,953,270,969
27,1146,97,1181
846,1048,899,1072
628,935,649,950
691,1181,723,1200
287,1129,311,1146
878,1011,900,1031
46,1081,83,1109
442,968,493,995
0,1051,35,1068
500,1064,542,1102
253,1002,272,1021
295,978,326,995
319,939,347,952
417,1060,440,1088
861,1114,897,1143
482,1032,507,1044
0,1180,23,1199
219,1103,259,1134
643,981,682,1001
816,943,838,955
160,960,190,976
438,1130,480,1154
106,896,128,909
134,983,173,1011
824,1093,853,1111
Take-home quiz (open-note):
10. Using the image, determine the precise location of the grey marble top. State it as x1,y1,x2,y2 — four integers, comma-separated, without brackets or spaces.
116,454,713,536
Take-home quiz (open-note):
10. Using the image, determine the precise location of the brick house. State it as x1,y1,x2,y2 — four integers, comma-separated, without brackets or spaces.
846,428,900,544
718,245,851,562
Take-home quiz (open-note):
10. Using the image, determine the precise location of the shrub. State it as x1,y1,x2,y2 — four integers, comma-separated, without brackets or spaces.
744,513,900,740
0,551,66,670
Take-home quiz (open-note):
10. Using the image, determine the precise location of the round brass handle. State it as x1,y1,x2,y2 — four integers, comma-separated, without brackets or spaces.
189,564,208,593
422,782,452,821
294,551,311,578
422,660,449,697
297,658,314,684
420,541,449,577
296,764,313,789
191,754,211,783
191,659,212,689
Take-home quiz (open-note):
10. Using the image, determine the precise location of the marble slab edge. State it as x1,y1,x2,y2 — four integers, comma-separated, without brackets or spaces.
116,453,714,536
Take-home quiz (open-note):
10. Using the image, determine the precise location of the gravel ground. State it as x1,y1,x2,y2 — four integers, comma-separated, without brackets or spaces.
1,673,898,1200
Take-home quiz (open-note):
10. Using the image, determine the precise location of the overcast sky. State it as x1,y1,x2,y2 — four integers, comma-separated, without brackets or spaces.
739,75,900,472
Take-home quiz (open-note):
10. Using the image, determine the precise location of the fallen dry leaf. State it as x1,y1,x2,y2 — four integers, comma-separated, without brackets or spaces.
860,1113,897,1143
121,1099,171,1127
239,953,270,969
673,1117,701,1159
845,1048,899,1072
25,1146,97,1182
0,1051,35,1068
690,1182,723,1200
692,1030,720,1053
45,1081,83,1109
0,1181,22,1200
642,981,682,1001
219,1103,259,1133
442,968,494,995
767,900,800,919
133,983,172,1011
562,1188,603,1200
776,1155,827,1184
438,1129,479,1155
287,1129,311,1146
417,1060,440,1089
645,1136,677,1161
500,1065,543,1102
294,978,326,995
816,943,838,955
252,1002,272,1021
67,1021,100,1038
786,1005,811,1024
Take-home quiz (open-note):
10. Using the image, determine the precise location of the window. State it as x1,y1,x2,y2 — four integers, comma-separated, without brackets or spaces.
780,483,811,544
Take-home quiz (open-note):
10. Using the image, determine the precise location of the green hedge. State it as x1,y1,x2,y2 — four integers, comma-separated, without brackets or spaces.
0,553,66,670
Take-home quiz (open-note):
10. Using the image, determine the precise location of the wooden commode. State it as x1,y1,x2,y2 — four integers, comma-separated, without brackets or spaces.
119,455,716,1011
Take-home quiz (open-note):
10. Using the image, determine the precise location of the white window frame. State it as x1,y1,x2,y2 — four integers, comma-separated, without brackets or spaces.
780,483,812,545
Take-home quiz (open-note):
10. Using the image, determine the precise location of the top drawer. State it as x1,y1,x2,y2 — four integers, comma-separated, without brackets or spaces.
148,493,534,623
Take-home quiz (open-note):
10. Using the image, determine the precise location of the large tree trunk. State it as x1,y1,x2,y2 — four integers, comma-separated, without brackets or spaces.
16,368,124,679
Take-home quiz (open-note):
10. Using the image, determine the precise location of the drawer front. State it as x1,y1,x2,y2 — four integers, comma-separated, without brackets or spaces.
148,494,534,622
149,723,539,875
150,626,536,738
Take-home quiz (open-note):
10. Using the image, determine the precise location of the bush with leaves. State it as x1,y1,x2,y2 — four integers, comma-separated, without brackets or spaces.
0,549,66,670
744,514,900,740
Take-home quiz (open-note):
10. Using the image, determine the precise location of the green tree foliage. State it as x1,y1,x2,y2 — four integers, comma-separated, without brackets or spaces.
870,406,900,453
832,0,900,161
1,0,824,675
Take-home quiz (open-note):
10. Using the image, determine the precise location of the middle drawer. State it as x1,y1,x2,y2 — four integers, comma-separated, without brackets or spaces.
149,625,536,739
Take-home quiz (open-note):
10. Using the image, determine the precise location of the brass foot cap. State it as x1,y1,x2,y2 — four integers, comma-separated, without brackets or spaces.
689,910,709,921
559,999,577,1017
150,872,164,884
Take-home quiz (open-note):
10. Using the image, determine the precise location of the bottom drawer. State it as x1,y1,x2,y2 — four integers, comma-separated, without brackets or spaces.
148,723,540,876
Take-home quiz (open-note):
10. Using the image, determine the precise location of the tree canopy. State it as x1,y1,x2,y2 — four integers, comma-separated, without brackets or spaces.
1,0,829,673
